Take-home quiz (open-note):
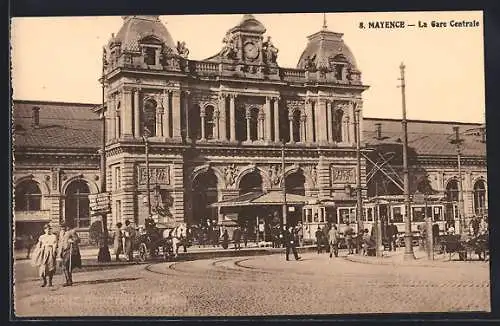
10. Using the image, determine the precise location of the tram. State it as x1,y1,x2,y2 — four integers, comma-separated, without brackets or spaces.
300,194,453,242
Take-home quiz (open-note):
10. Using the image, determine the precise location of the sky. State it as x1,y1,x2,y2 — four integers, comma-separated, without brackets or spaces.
11,11,485,123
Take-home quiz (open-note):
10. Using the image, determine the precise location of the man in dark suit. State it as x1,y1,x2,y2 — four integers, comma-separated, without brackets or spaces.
386,220,398,251
284,226,301,261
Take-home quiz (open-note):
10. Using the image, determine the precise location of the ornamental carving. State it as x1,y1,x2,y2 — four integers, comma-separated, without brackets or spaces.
224,164,238,187
268,165,282,186
176,41,189,59
220,32,239,59
305,165,317,186
331,166,356,184
137,166,170,185
262,36,278,65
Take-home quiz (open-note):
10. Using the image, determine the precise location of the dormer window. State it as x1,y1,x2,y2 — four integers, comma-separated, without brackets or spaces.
139,35,163,67
330,54,349,81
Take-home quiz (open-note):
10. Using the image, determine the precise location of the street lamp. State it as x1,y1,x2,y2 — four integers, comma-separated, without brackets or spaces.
354,103,364,251
97,47,111,262
399,62,415,260
143,127,152,218
281,139,287,227
451,126,466,235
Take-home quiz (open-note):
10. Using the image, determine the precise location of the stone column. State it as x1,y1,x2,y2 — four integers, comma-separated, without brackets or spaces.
218,94,227,140
183,91,191,141
300,113,307,143
134,89,140,137
171,90,182,139
273,97,280,142
265,97,272,142
259,108,265,141
122,88,133,137
327,101,333,143
318,99,328,142
156,102,163,137
213,110,220,139
343,116,350,143
114,107,120,139
314,100,321,143
200,106,206,140
305,99,314,143
245,106,251,141
229,94,236,141
356,101,364,144
162,91,170,138
288,107,294,143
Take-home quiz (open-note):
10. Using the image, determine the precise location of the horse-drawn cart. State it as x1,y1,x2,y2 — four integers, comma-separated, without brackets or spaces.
134,219,176,262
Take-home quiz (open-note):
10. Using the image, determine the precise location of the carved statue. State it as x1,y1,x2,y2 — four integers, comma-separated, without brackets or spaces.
304,54,317,71
224,164,238,187
268,165,282,186
220,33,238,59
263,36,278,64
177,41,189,59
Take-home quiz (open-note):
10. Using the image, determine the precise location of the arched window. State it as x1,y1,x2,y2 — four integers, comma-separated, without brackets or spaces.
239,170,263,195
331,54,349,81
445,179,459,202
473,179,486,215
204,105,215,140
65,180,90,228
292,109,301,142
285,171,306,196
249,107,259,141
333,109,344,142
15,180,42,211
190,105,201,140
142,98,157,137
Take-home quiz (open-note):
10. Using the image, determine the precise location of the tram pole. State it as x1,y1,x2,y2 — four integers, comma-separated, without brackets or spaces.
355,104,364,254
400,62,415,260
281,140,287,227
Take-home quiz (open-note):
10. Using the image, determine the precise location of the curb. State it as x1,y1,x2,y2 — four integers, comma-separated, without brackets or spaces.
343,254,479,268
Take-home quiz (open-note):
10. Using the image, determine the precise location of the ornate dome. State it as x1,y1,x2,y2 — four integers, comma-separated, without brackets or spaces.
296,24,358,71
111,15,177,52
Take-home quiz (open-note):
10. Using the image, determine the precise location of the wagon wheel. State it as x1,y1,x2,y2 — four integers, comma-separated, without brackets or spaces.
139,243,149,262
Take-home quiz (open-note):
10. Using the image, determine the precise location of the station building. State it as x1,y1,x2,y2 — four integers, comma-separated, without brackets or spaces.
12,15,487,242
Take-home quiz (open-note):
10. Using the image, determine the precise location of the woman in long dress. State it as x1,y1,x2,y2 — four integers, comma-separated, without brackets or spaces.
113,222,124,261
31,224,58,287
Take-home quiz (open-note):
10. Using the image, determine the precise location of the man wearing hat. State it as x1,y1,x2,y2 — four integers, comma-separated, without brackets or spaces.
58,223,82,286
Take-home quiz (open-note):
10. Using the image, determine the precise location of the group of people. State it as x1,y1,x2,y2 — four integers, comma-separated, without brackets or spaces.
112,220,136,262
30,223,81,287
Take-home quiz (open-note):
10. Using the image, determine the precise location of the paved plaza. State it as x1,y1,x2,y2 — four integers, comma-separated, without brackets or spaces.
13,248,490,317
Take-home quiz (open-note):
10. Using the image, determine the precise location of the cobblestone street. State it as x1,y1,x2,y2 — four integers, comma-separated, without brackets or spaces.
14,250,490,317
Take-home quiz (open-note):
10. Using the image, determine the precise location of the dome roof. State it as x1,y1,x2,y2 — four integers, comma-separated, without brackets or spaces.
296,26,358,71
111,16,177,52
229,14,266,34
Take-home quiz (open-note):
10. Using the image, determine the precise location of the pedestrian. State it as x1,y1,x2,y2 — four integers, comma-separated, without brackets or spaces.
362,229,371,256
242,226,248,248
344,222,354,255
113,222,124,261
386,220,398,251
123,220,135,262
25,234,35,259
233,226,242,250
432,223,440,248
284,226,301,261
31,224,58,287
58,224,82,287
315,226,323,254
471,216,480,236
221,229,229,249
328,224,340,258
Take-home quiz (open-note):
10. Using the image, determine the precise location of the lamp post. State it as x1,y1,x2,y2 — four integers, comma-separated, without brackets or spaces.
281,139,287,227
143,128,152,218
354,104,364,254
399,62,415,260
452,126,465,235
97,47,111,262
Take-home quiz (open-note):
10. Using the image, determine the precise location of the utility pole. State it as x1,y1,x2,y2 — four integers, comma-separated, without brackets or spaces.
452,126,465,235
400,62,415,260
355,104,364,253
97,47,111,262
281,140,287,227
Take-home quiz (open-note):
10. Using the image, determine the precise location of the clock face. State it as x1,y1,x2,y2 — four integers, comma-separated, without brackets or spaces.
243,42,259,60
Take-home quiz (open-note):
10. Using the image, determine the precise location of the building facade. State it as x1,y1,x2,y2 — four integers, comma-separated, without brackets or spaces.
12,15,487,242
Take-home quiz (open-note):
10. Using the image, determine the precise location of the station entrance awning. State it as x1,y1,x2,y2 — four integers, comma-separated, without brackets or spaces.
209,191,315,208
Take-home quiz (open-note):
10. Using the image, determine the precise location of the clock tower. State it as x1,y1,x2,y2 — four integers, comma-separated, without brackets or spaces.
223,14,267,65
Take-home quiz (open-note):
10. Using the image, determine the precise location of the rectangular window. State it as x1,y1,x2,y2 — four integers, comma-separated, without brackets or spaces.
367,208,373,222
114,166,121,191
392,206,403,223
412,207,424,222
433,206,443,221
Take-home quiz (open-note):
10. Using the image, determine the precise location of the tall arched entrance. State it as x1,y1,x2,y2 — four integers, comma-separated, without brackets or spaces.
238,170,263,234
192,169,218,225
285,170,306,226
65,180,90,228
473,179,486,216
239,170,262,195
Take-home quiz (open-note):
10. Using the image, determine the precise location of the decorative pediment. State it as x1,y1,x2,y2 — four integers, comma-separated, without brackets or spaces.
138,34,163,45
